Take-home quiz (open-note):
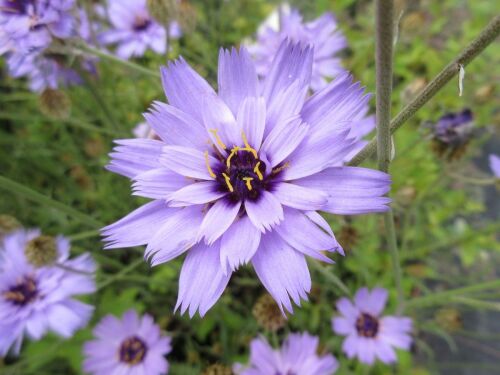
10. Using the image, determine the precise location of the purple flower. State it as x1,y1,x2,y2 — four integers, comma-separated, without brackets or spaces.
133,121,159,139
433,109,474,145
99,0,181,59
489,154,500,178
0,0,76,55
248,5,347,91
0,229,96,356
234,332,338,375
83,309,172,375
103,41,391,317
332,287,412,365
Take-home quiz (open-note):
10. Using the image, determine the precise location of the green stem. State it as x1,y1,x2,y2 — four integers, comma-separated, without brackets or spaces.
405,279,500,309
0,175,103,227
75,42,160,79
68,229,101,241
374,0,405,314
97,257,144,291
309,261,351,297
348,15,500,166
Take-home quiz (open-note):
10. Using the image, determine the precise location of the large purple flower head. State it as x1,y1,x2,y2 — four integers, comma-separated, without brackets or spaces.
332,287,413,365
489,154,500,178
83,309,172,375
103,40,391,317
99,0,181,60
0,0,75,54
234,332,338,375
248,5,347,91
0,229,96,356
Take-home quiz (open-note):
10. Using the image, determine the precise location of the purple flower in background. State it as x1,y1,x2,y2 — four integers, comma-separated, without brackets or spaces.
99,0,181,59
248,5,347,91
0,229,96,356
0,0,75,55
234,332,338,375
332,287,413,365
83,309,172,375
433,109,474,145
103,41,391,317
488,154,500,178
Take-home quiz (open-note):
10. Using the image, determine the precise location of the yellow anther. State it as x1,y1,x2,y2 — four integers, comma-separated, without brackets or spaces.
222,173,234,192
272,162,290,175
204,151,216,178
243,177,254,191
226,146,240,168
253,161,263,181
241,130,258,158
209,129,227,150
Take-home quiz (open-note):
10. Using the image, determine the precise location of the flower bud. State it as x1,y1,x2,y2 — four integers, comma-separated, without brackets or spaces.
25,235,58,268
252,293,286,332
39,89,71,120
202,364,233,375
0,215,21,238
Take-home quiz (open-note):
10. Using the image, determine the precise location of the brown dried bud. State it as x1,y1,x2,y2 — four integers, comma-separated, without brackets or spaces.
202,364,233,375
39,89,71,119
435,308,462,332
252,293,286,332
25,235,58,267
147,0,179,25
0,215,21,238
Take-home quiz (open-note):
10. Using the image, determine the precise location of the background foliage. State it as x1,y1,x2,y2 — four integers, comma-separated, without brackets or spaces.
1,0,499,374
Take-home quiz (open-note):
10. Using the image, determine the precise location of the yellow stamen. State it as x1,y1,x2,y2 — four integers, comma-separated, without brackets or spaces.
222,173,234,192
226,146,240,168
209,129,227,150
204,151,216,178
272,162,290,175
253,161,263,181
243,177,254,191
241,130,258,158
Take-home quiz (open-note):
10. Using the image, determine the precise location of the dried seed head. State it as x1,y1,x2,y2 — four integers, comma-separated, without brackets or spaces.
396,185,417,207
39,89,71,119
338,225,359,251
252,293,286,332
25,235,58,267
147,0,179,25
177,1,197,33
0,215,21,238
202,364,233,375
435,308,462,332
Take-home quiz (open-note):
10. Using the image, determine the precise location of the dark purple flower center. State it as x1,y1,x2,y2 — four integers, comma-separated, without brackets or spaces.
355,313,379,338
3,275,38,306
133,16,151,31
1,0,29,15
119,336,148,365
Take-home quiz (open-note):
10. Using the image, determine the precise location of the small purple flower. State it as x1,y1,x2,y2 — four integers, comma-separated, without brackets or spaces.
248,5,347,91
234,332,338,375
0,0,76,54
433,109,474,145
103,41,391,317
0,229,96,356
489,154,500,178
99,0,181,59
83,309,172,375
332,287,413,365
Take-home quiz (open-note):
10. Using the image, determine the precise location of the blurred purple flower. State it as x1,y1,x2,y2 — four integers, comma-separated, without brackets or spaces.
248,5,347,91
3,8,96,92
0,229,96,356
99,0,181,59
0,0,76,55
332,287,413,365
234,332,338,375
433,109,474,145
83,309,172,375
489,154,500,178
103,41,391,317
133,121,159,139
